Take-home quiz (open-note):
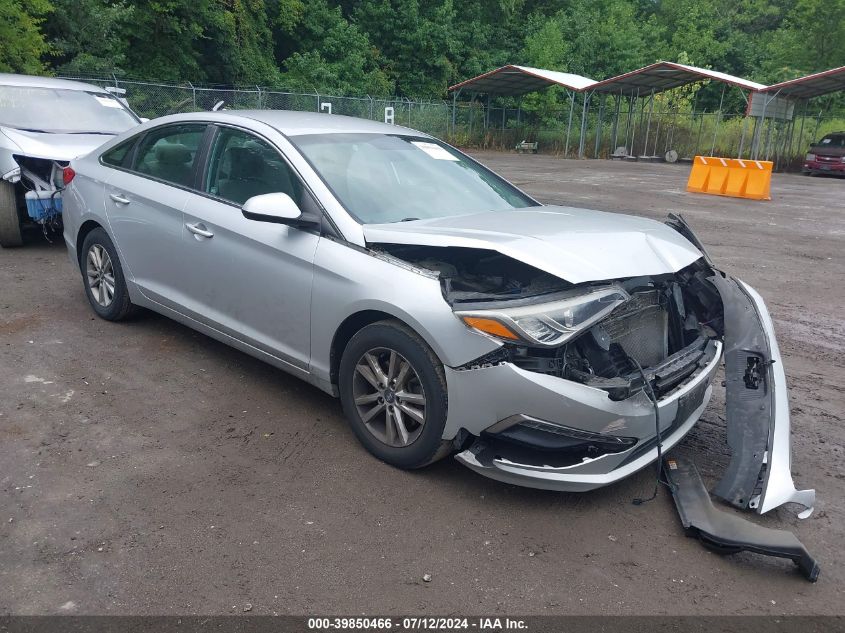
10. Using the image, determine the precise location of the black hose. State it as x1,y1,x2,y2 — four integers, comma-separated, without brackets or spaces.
630,357,667,505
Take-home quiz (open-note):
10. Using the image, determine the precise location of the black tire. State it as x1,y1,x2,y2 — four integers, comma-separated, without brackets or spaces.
339,320,451,469
80,227,135,321
0,181,23,248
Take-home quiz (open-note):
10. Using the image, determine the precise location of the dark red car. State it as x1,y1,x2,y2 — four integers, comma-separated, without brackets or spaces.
803,132,845,175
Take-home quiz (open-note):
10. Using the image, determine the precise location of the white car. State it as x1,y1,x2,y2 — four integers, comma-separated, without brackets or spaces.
0,73,140,246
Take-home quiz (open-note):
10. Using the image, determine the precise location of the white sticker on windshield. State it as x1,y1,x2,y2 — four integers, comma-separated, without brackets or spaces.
94,95,122,108
411,141,459,161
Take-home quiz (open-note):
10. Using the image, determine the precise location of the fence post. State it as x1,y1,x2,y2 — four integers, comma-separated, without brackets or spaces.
710,83,726,157
187,82,196,109
738,116,749,158
695,110,705,157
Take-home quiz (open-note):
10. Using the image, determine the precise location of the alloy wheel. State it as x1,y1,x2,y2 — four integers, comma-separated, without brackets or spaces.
352,347,427,447
86,244,115,307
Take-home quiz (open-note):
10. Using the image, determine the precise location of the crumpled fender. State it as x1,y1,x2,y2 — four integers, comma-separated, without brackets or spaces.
709,271,815,518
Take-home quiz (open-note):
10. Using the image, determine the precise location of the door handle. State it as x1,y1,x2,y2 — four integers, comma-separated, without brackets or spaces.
186,222,214,238
109,193,131,205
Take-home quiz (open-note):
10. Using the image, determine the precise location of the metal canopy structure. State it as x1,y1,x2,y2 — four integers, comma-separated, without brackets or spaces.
446,61,844,167
447,64,596,96
762,65,845,99
589,61,766,94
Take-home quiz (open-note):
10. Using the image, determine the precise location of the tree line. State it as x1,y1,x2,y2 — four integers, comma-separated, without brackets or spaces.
1,0,843,98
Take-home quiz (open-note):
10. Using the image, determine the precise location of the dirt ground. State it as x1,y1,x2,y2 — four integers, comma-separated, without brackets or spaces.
1,154,843,616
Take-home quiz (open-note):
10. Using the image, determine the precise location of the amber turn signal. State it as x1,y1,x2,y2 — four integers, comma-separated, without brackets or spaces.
460,316,521,341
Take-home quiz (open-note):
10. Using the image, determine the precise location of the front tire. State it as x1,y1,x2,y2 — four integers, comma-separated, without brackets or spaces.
80,228,135,321
339,320,450,469
0,181,23,248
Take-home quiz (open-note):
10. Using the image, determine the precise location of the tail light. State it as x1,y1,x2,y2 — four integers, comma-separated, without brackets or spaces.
805,153,816,162
61,166,76,186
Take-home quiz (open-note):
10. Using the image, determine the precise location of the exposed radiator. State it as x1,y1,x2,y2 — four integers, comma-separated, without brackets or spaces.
602,289,668,368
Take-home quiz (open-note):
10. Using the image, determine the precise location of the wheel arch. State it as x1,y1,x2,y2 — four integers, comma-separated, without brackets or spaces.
330,309,425,388
76,220,105,268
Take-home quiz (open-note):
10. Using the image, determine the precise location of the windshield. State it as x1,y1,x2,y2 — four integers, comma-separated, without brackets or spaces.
291,133,538,224
817,135,845,148
0,85,139,134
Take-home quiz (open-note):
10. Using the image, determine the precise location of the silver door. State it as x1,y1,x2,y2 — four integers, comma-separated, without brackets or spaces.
177,126,320,370
103,123,206,309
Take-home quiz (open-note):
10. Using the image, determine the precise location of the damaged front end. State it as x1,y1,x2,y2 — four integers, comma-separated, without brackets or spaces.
371,215,814,519
2,155,68,237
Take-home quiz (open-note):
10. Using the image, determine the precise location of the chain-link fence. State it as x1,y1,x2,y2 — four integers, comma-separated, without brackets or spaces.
61,75,843,171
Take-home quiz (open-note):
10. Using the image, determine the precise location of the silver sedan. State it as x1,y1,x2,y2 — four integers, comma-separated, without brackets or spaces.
61,111,813,517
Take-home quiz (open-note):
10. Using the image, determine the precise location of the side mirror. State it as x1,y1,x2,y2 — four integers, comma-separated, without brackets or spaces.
241,192,319,228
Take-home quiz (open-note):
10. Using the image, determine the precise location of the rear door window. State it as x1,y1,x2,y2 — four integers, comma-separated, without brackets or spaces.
132,124,206,188
101,138,136,168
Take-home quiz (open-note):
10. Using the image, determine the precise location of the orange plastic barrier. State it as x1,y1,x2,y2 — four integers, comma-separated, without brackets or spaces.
686,156,772,201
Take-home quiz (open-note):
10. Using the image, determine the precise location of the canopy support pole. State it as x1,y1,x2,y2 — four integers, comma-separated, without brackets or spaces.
610,90,622,155
565,90,576,158
794,99,808,161
578,91,590,158
710,83,726,157
643,89,655,157
594,93,606,158
631,88,643,157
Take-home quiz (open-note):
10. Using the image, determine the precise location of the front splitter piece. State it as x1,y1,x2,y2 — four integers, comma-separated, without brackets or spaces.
663,456,819,582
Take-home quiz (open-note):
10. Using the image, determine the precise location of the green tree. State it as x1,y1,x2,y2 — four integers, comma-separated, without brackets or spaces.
201,0,280,85
280,0,391,94
122,0,213,81
765,0,845,80
44,0,134,75
0,0,52,74
353,0,458,97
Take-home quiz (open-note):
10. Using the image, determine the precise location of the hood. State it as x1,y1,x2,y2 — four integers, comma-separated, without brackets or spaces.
363,206,703,284
1,127,115,161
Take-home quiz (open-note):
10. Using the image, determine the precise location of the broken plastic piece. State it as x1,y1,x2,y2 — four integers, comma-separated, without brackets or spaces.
709,273,814,518
663,456,819,582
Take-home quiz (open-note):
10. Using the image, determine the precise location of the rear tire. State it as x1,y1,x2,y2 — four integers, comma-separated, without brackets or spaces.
0,181,23,248
339,320,451,469
80,228,135,321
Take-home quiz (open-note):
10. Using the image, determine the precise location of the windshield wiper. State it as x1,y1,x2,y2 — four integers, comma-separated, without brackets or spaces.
399,217,421,222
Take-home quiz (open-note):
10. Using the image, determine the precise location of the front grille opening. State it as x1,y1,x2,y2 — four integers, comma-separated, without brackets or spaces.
599,289,668,368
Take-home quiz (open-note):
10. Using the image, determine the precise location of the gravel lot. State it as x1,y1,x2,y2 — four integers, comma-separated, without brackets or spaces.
1,154,843,615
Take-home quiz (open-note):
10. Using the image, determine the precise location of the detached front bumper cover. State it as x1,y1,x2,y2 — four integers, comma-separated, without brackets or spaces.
710,272,815,518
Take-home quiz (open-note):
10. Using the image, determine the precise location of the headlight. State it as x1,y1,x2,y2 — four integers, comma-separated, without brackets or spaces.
456,285,630,347
806,153,816,161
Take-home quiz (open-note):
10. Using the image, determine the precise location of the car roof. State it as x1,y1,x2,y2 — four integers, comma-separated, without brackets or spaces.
0,73,111,93
158,110,427,138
